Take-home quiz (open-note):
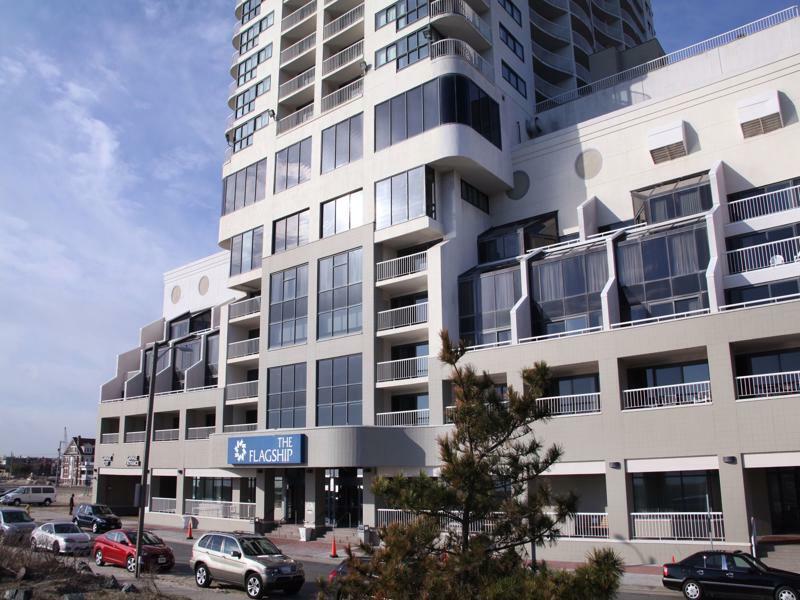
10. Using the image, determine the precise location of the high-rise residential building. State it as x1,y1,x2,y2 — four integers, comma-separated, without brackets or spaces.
94,2,800,565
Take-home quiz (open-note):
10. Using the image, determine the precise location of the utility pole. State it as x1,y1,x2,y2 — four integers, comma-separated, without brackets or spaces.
135,342,160,579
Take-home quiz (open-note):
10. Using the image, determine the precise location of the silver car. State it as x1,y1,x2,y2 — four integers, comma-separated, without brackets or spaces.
31,521,91,555
190,532,304,598
0,508,37,544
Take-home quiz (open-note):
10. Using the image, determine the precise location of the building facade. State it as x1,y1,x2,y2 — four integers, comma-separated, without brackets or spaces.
95,1,800,564
60,437,95,487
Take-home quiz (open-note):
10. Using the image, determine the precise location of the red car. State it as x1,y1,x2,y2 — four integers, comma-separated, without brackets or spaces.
93,529,174,573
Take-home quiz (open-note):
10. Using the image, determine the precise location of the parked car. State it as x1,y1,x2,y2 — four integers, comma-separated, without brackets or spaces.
327,556,372,599
663,550,800,599
190,532,304,598
73,503,122,533
93,529,174,573
31,521,91,555
0,508,37,543
0,486,57,506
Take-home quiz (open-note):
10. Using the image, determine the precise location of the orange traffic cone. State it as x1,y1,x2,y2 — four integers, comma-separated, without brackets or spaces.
672,555,675,563
330,537,339,558
186,518,194,540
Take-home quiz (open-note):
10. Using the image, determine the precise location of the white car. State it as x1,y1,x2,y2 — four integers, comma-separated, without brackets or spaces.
31,521,91,555
0,486,57,506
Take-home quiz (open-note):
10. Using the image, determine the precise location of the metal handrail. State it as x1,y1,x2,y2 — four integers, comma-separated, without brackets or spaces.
276,103,314,134
375,408,431,426
532,40,574,73
100,433,119,444
736,370,800,400
228,337,260,359
229,296,261,319
544,511,609,538
430,39,494,82
186,426,215,440
593,0,620,17
623,380,712,410
728,185,800,221
376,250,428,281
152,429,180,442
530,8,571,41
185,499,256,520
225,380,259,401
223,423,259,432
593,16,622,39
323,3,364,40
430,0,492,42
124,431,146,443
376,356,429,382
322,39,363,75
535,76,572,100
321,77,363,112
278,66,315,99
519,326,602,344
720,292,800,312
282,0,316,31
537,392,601,416
611,308,710,330
377,302,428,331
150,497,177,514
280,32,315,65
631,512,725,541
726,235,800,274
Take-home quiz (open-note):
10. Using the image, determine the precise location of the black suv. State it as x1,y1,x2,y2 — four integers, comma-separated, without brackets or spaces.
73,504,122,533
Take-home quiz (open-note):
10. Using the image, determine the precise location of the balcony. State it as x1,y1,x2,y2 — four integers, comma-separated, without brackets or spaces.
728,185,800,222
532,40,574,75
544,512,609,538
323,3,364,43
569,0,591,26
149,497,177,514
726,236,800,274
278,66,315,102
631,512,725,541
321,77,363,113
276,103,314,134
535,76,572,101
186,426,215,440
376,408,431,426
537,392,600,416
322,39,363,79
223,423,258,433
376,251,428,282
100,433,119,444
280,32,316,70
622,381,711,410
377,356,429,384
282,0,316,36
592,0,619,18
430,0,492,51
228,337,260,360
530,9,572,43
593,16,623,43
377,302,428,333
229,296,261,320
185,499,256,520
153,429,179,442
124,431,146,443
225,380,259,402
737,370,800,400
430,39,494,83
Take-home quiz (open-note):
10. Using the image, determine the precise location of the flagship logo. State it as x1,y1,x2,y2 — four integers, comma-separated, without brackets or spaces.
227,434,303,465
233,439,247,462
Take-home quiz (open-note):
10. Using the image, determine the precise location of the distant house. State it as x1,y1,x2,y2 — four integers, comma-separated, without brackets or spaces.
60,437,95,486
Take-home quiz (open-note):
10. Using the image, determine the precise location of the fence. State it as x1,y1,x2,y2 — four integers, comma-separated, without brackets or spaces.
631,512,725,541
623,381,711,410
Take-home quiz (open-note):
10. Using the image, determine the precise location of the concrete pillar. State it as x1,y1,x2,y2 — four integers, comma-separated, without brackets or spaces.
176,472,186,515
718,455,750,545
604,462,632,541
257,470,275,522
362,469,376,527
304,469,325,529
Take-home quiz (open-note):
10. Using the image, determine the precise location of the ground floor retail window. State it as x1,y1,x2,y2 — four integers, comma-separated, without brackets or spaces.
631,470,721,512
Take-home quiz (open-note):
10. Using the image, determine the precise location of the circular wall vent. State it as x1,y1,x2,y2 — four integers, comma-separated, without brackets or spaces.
575,148,603,180
506,170,530,200
170,285,182,304
198,275,210,296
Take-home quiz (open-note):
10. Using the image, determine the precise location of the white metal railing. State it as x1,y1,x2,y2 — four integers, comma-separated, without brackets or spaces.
430,0,492,42
631,512,725,541
226,380,259,401
430,39,494,82
519,326,602,344
276,103,314,134
124,431,146,443
623,380,711,410
185,499,256,520
100,433,119,444
377,356,429,382
721,292,800,312
537,6,800,112
322,39,363,75
530,9,571,42
465,339,513,352
545,512,609,538
377,302,428,331
321,77,363,112
376,250,428,281
153,429,179,442
278,66,315,99
224,423,258,433
376,509,500,534
282,0,316,31
228,337,260,359
323,3,364,39
280,32,315,65
537,393,601,416
229,296,261,319
611,308,710,330
728,185,800,221
737,370,800,400
376,408,431,426
150,497,177,514
532,40,574,73
726,235,800,274
186,426,215,440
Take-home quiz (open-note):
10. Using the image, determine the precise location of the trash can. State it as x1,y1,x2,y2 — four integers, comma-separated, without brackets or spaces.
253,518,265,535
298,526,313,542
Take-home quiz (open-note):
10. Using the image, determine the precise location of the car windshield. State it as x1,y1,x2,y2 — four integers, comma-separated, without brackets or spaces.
240,537,281,556
128,532,162,546
5,489,23,495
2,511,33,523
738,553,769,571
54,523,82,534
93,506,113,515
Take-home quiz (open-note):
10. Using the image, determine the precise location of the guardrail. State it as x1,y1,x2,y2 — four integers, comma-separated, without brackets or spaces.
430,39,494,82
323,3,363,40
276,103,314,134
223,423,258,433
280,32,315,65
228,337,260,359
519,326,602,344
631,512,725,541
545,511,609,538
376,408,430,426
229,296,261,319
727,185,800,222
278,66,315,99
611,308,710,330
153,429,179,442
282,0,316,31
537,393,601,416
322,39,363,75
623,380,711,410
377,302,428,331
736,370,800,400
100,433,119,444
376,250,427,281
430,0,492,42
184,499,256,520
150,497,177,514
186,426,215,440
124,431,146,443
321,77,363,112
376,508,500,533
726,235,800,274
377,356,429,382
225,380,259,401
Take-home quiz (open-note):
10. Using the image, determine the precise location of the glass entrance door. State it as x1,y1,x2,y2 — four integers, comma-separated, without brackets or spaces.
767,468,800,534
324,468,363,528
283,469,305,524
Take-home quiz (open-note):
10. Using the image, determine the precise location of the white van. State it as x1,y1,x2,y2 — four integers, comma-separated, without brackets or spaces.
0,486,57,506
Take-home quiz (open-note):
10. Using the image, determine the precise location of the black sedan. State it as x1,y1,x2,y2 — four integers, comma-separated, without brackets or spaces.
663,550,800,599
73,503,122,533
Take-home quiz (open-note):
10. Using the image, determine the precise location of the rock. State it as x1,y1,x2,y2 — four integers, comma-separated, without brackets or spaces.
62,594,85,600
120,583,139,594
100,574,120,590
74,561,92,574
4,590,33,600
14,567,26,581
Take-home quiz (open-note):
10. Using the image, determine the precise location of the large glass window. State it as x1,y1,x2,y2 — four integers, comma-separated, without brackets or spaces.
229,227,263,276
236,45,273,86
321,114,363,174
317,355,362,426
173,339,201,390
272,210,310,254
375,166,435,229
190,477,233,502
458,266,521,346
461,179,489,213
268,363,306,429
628,361,710,388
321,190,363,238
318,248,362,339
269,264,308,348
240,0,261,24
478,213,558,262
632,471,721,512
230,111,270,153
501,61,526,98
726,277,800,306
736,348,800,377
234,78,270,119
274,137,312,193
632,174,712,225
551,374,600,396
238,11,274,54
222,159,267,215
498,0,522,25
206,334,219,386
375,28,429,69
499,24,524,61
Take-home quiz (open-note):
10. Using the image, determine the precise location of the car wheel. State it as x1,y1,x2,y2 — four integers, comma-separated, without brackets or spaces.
245,572,263,599
777,587,799,600
12,499,20,506
92,523,99,534
126,555,136,573
30,538,37,552
95,549,104,566
52,541,60,554
43,499,51,506
195,564,211,588
683,580,702,600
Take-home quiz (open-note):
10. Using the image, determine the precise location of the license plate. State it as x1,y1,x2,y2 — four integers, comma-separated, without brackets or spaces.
157,556,167,564
280,566,292,574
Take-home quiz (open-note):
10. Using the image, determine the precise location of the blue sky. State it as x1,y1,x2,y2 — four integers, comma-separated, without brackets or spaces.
0,0,791,456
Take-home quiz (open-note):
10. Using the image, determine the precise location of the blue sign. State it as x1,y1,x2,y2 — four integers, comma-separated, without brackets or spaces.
227,434,304,465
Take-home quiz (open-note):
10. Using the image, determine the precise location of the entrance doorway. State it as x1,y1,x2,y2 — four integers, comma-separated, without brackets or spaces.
324,468,363,528
768,467,800,534
283,469,305,524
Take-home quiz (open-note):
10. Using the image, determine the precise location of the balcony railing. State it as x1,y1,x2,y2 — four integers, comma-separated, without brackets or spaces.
721,291,800,312
322,39,363,75
280,32,315,65
278,66,315,99
737,370,800,400
570,0,591,25
186,426,215,440
100,433,119,444
124,431,146,443
323,3,364,40
276,103,314,134
185,499,256,520
376,408,431,426
229,296,261,319
430,0,492,42
611,308,710,330
532,40,574,73
226,380,259,401
150,497,177,514
631,512,725,541
228,337,260,359
376,508,500,534
376,251,428,282
282,0,316,32
593,16,621,39
593,0,620,17
726,236,800,274
728,185,800,222
377,302,428,331
223,423,258,433
623,380,711,410
537,392,601,416
377,356,429,383
536,76,571,100
321,77,363,112
545,512,609,538
530,9,571,42
153,429,179,442
430,39,494,82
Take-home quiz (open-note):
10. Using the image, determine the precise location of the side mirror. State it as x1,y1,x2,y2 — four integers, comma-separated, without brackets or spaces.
231,551,242,559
